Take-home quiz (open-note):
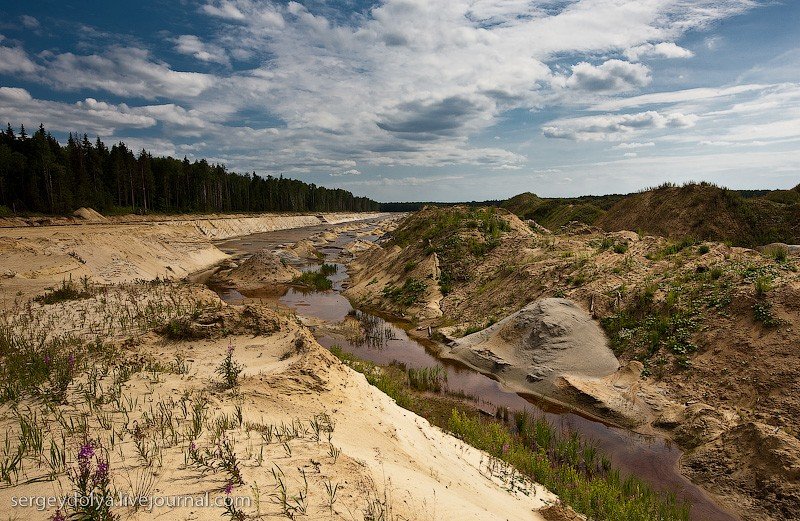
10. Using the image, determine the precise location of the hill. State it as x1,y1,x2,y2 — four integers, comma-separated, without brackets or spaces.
595,183,800,247
502,183,800,247
500,192,624,230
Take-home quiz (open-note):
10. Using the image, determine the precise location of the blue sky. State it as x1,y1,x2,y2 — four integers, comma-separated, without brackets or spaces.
0,1,798,202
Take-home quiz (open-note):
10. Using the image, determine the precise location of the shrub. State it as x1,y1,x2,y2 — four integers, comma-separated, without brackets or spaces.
763,244,788,262
697,244,710,255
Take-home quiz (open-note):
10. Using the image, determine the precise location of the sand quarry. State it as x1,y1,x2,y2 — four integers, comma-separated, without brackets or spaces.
0,212,566,521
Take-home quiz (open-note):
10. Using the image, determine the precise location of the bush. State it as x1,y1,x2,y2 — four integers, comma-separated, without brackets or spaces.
293,270,333,290
697,244,710,255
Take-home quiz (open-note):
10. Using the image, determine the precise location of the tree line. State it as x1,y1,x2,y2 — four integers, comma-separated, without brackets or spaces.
0,124,379,215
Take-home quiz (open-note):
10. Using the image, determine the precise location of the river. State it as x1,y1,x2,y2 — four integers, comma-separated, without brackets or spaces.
208,217,737,521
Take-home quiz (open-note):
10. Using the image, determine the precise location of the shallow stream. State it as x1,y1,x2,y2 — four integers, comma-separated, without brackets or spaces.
209,218,737,521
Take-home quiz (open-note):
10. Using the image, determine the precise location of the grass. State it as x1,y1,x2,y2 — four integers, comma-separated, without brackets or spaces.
293,269,333,290
407,365,446,392
382,278,427,307
389,206,512,296
34,277,93,305
329,346,689,521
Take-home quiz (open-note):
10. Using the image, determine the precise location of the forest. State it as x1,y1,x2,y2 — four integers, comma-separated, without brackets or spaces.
0,124,379,215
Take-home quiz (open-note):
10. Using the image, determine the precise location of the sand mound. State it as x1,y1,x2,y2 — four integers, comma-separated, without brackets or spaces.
72,207,107,222
221,250,300,290
288,239,320,260
444,298,618,393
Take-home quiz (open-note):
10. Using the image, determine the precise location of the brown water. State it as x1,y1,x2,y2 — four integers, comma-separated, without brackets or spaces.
211,218,738,521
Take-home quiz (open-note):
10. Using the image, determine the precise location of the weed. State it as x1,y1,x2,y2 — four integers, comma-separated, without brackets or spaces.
216,341,244,389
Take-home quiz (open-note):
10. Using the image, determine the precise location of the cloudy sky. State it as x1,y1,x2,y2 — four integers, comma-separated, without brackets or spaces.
0,1,798,201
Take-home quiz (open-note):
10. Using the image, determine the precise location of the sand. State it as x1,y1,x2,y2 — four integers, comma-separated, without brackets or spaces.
443,298,619,394
0,288,558,520
0,212,379,305
213,249,301,290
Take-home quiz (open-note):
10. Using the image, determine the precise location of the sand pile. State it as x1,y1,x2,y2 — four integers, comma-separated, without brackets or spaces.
444,298,618,393
287,239,321,260
219,250,300,290
72,207,108,222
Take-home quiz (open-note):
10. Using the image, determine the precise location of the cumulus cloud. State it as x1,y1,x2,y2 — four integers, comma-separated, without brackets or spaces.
0,45,40,74
543,111,698,141
42,47,216,100
624,42,694,61
0,0,770,182
0,88,156,134
564,60,651,93
173,35,230,66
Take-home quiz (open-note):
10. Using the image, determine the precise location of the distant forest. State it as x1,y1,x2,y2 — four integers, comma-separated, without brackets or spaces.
0,124,379,215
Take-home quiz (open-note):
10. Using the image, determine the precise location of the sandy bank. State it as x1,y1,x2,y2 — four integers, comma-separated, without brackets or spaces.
0,212,382,304
0,284,559,520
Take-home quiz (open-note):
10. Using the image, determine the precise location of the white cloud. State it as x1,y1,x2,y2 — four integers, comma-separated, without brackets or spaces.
614,141,656,149
331,169,361,177
42,47,216,100
0,0,769,182
0,88,157,135
543,111,698,141
624,42,694,61
0,45,40,74
564,59,651,93
593,84,768,111
173,35,230,66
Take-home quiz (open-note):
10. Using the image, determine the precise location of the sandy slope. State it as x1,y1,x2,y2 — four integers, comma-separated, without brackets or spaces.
0,212,381,305
0,290,557,520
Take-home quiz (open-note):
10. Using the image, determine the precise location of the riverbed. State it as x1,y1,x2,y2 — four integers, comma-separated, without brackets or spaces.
209,217,737,521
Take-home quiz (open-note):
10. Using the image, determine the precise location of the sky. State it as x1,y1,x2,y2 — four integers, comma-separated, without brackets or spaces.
0,1,798,202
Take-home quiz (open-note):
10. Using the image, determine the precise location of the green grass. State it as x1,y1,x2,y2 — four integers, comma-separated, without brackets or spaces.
34,278,93,305
320,263,338,276
382,278,427,307
293,269,333,290
328,346,689,521
407,365,446,392
449,410,689,521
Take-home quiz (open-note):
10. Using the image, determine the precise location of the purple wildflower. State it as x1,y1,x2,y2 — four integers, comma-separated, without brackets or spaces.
224,481,234,495
227,340,234,355
502,443,510,454
93,460,109,484
78,442,95,461
44,354,51,365
68,353,76,369
51,510,66,521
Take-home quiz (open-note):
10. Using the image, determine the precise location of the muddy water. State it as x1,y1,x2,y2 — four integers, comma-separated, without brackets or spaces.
211,219,737,521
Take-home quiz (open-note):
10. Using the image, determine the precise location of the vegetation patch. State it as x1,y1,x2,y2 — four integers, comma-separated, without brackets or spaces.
382,278,427,307
293,269,333,290
329,346,689,521
34,277,93,305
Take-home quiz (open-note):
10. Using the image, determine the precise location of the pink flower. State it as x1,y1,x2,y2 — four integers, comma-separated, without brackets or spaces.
502,443,510,454
51,510,66,521
224,481,234,495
